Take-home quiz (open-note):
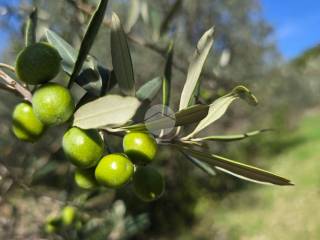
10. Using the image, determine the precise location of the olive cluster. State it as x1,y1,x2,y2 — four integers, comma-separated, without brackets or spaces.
12,43,164,202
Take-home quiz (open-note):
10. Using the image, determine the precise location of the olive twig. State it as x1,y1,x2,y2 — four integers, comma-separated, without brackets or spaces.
0,69,32,102
0,63,16,72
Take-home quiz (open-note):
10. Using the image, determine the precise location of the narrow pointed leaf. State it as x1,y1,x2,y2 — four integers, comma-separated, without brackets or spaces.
162,41,174,110
179,27,214,110
73,95,140,129
159,0,182,36
136,77,162,101
46,30,114,96
184,86,258,139
191,129,272,142
123,104,209,132
111,12,135,96
181,148,293,186
25,7,37,46
181,151,216,177
125,0,140,32
46,29,77,75
69,0,109,85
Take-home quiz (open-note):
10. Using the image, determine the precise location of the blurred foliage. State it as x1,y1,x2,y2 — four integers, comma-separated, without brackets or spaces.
0,0,319,239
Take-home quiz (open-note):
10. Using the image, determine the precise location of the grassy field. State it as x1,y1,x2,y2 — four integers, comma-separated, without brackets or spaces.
188,111,320,240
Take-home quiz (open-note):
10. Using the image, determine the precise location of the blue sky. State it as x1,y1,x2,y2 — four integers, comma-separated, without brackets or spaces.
261,0,320,59
0,0,320,60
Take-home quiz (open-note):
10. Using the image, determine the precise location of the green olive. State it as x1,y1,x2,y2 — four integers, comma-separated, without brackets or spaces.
32,83,75,126
12,102,44,142
74,167,99,189
123,132,157,165
63,127,104,168
95,153,134,188
16,42,61,84
61,206,76,226
133,166,165,202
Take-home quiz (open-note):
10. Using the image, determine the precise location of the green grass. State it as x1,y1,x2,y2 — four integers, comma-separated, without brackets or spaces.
191,112,320,240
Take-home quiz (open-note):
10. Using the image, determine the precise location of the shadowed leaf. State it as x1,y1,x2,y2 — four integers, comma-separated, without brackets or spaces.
69,0,109,85
25,7,37,46
162,41,174,110
111,12,135,96
136,77,162,101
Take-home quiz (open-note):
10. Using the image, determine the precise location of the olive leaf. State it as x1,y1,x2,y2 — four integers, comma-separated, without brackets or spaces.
73,95,140,129
180,148,293,186
111,12,135,96
125,0,140,32
25,7,37,46
162,41,174,110
46,29,113,96
136,77,162,101
69,0,109,85
191,129,272,142
183,86,258,140
179,27,214,110
75,56,103,97
123,104,209,132
181,151,216,177
46,29,77,75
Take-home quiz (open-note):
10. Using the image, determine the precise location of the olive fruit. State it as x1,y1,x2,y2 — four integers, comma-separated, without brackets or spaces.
32,83,75,126
63,127,104,169
95,153,134,188
61,206,76,226
74,167,99,189
133,167,165,202
123,132,157,165
16,42,61,84
12,102,44,142
44,215,61,234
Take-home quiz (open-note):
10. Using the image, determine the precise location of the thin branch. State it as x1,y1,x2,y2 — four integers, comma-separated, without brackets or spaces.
0,70,32,101
0,63,16,72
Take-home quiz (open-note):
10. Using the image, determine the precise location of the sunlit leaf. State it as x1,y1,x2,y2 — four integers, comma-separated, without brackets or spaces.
25,7,37,46
73,95,140,129
136,77,162,101
181,148,293,186
191,129,271,142
183,86,258,139
69,0,109,85
179,27,214,110
111,12,135,96
125,0,140,32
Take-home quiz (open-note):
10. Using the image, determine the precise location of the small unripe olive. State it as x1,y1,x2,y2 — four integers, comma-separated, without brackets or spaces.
12,102,44,142
16,42,61,84
45,215,62,234
61,206,76,226
63,127,104,169
123,132,157,165
74,167,99,189
95,153,134,188
133,167,165,202
32,83,75,126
